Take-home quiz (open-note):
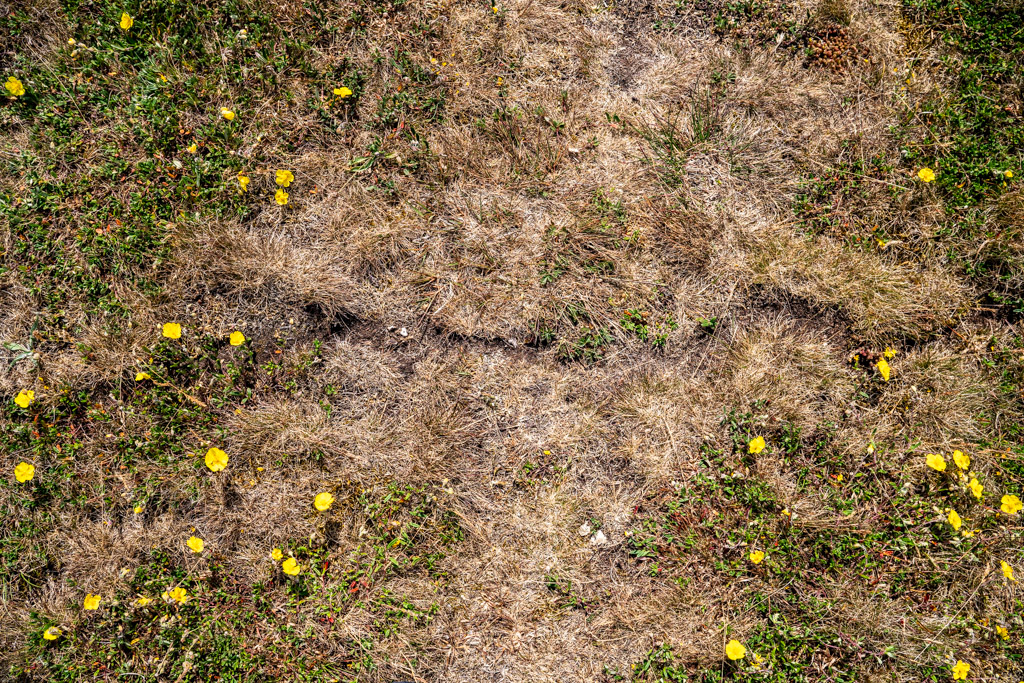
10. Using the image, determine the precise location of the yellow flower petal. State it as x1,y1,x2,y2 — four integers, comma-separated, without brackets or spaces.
968,478,983,500
14,462,35,483
119,12,133,30
333,86,353,98
271,547,283,561
725,639,746,661
14,389,34,409
43,626,62,640
220,107,235,121
875,357,890,381
947,509,962,531
952,450,970,470
5,76,25,97
274,188,289,205
237,174,250,192
917,167,936,183
275,170,294,187
205,447,229,472
951,660,969,680
1001,494,1022,515
229,331,246,346
186,536,204,553
747,436,765,454
748,550,765,565
314,492,335,511
282,557,300,575
162,322,182,339
925,453,946,472
83,593,101,610
135,372,151,381
1001,560,1016,582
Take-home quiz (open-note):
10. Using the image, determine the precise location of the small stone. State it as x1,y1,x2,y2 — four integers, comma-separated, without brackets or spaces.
399,327,408,337
578,522,592,537
590,530,607,546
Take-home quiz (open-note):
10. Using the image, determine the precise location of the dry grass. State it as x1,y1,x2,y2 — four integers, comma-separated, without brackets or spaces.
2,0,1023,681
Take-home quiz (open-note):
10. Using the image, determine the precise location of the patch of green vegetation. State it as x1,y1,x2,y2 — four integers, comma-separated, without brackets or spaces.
625,403,978,599
16,548,345,682
620,309,678,348
706,0,803,46
793,149,899,244
902,0,1022,207
557,325,612,363
331,481,463,601
544,574,593,611
615,87,725,188
900,0,1024,312
0,0,371,339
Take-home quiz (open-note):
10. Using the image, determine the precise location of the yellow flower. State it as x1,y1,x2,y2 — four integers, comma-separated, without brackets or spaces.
952,450,970,470
274,189,289,205
926,453,946,472
875,358,890,381
162,322,182,339
1005,170,1014,179
83,593,101,610
119,12,133,30
186,143,198,154
725,639,746,661
333,86,353,98
43,626,62,640
237,174,249,192
205,447,229,472
748,436,765,454
947,509,962,531
883,347,897,359
282,557,300,575
186,536,204,553
133,504,143,514
135,372,151,381
995,624,1009,640
1001,494,1022,515
229,331,246,346
1001,560,1016,582
271,547,283,561
14,462,35,483
968,478,983,500
314,492,335,511
163,586,188,604
14,389,34,409
951,660,969,680
220,107,235,121
749,550,765,565
275,170,295,187
135,595,152,607
918,167,936,183
5,76,25,97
